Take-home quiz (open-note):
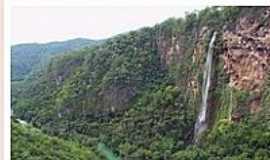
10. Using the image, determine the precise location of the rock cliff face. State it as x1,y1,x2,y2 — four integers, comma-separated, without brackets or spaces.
223,8,270,93
222,8,270,115
158,36,182,65
193,27,210,64
155,8,270,125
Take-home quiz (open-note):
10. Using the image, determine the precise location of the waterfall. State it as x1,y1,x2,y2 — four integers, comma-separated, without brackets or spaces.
194,31,217,143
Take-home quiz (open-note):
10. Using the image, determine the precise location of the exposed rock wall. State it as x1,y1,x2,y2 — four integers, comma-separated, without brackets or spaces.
223,8,270,93
157,35,183,65
193,27,209,64
222,7,270,115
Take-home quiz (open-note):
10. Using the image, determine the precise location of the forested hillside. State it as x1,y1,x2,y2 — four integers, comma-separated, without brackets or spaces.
12,7,270,159
11,38,100,81
12,120,102,160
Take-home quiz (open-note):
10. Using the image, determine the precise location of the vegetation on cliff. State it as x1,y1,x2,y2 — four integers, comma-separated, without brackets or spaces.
11,6,270,159
11,38,100,81
12,120,101,160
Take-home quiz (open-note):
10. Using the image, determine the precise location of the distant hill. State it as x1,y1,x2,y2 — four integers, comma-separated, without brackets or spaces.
11,38,101,81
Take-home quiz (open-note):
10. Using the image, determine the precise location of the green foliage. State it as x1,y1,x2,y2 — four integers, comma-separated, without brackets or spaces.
198,7,240,29
68,85,195,159
172,109,270,159
11,38,100,81
97,143,120,160
11,6,270,160
173,146,208,160
11,120,101,160
206,111,270,159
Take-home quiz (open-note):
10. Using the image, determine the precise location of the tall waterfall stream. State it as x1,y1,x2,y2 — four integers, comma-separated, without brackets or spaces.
194,31,217,143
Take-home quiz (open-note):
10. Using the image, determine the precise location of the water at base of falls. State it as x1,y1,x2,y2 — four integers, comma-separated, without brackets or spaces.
194,31,217,144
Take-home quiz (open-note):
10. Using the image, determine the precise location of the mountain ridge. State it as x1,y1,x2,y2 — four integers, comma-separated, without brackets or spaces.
12,38,96,46
11,37,102,81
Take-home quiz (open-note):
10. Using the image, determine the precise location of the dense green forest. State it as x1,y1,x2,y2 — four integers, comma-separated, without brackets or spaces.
12,120,102,160
12,7,270,159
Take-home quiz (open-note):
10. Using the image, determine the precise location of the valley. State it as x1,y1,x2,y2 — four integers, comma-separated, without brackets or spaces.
11,6,270,160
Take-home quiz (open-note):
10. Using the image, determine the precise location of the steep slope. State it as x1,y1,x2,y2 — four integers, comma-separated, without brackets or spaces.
12,16,200,158
12,120,101,160
12,6,270,160
11,38,100,81
172,107,270,160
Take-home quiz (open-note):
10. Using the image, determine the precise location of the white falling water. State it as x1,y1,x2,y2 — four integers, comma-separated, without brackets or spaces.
194,31,217,143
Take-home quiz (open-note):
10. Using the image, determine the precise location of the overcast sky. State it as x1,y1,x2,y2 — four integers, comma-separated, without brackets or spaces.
11,6,206,44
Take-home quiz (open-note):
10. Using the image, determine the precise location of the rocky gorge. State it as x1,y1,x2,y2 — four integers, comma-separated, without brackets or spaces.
12,7,270,160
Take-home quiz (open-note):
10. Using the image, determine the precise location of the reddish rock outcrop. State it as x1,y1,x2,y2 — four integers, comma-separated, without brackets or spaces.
223,8,270,93
158,35,183,65
223,8,270,115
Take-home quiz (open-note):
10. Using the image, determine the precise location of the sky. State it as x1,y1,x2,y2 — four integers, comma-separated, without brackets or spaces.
11,6,207,44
